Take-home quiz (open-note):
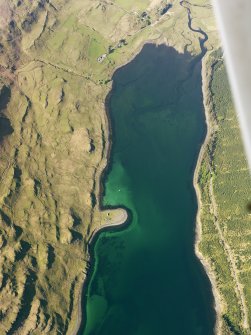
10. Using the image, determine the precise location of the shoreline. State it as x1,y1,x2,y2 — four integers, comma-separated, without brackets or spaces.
85,39,167,245
193,53,223,335
73,42,221,335
71,43,150,335
88,208,129,246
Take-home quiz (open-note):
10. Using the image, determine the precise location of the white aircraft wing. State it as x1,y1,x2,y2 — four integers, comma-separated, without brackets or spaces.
212,0,251,169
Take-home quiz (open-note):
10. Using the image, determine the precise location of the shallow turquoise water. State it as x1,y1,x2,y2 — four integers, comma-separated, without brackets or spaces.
83,44,215,335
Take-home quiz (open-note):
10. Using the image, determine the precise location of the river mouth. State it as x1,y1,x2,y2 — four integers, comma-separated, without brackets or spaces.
82,43,216,335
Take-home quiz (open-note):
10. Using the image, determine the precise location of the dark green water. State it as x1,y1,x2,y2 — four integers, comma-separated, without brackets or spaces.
82,44,215,335
0,86,13,141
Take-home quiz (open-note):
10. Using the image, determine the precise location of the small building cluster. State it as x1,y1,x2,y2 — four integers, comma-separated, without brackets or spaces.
97,53,107,63
97,39,128,63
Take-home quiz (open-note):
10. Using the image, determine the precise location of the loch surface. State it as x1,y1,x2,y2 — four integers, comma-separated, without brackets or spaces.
83,44,215,335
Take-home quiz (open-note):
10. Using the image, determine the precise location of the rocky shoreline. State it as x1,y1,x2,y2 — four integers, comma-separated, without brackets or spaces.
194,53,223,335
